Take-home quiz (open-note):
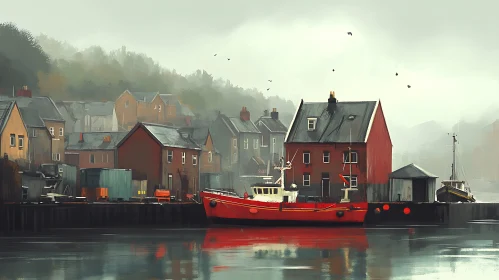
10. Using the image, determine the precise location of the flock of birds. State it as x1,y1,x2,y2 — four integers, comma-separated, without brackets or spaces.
213,31,412,92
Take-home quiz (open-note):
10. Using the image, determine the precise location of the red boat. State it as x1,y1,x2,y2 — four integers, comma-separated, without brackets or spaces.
200,159,368,225
202,227,369,251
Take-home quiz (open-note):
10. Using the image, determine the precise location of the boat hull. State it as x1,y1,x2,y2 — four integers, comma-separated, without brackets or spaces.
436,186,475,203
200,192,368,225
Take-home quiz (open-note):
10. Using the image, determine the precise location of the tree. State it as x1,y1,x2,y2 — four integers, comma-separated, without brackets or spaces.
0,22,50,90
37,71,67,100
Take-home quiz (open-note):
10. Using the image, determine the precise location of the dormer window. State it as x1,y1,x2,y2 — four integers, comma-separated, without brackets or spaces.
307,118,317,131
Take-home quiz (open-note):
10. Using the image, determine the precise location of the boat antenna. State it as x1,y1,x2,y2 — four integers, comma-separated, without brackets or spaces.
449,133,457,180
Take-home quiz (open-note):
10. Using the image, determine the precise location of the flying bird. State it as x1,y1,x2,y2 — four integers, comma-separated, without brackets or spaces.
267,88,270,91
347,32,353,36
332,69,335,72
227,58,231,61
268,79,272,82
407,85,411,89
395,72,398,76
214,54,217,56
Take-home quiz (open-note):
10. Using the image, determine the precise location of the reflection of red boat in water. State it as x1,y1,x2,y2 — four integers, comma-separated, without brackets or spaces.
200,159,368,225
202,227,369,251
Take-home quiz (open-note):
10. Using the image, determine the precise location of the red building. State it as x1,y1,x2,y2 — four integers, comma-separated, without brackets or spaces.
116,122,201,198
284,91,392,202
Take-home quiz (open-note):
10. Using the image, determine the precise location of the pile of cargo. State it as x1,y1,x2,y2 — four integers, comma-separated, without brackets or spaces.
80,168,133,202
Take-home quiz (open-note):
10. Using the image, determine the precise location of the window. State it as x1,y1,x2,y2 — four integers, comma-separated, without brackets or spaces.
303,173,311,186
307,118,317,131
168,174,173,189
272,138,276,144
90,154,95,163
192,155,197,165
343,151,358,163
167,150,173,163
158,105,161,112
32,129,37,137
273,188,278,194
263,188,269,194
18,136,24,149
232,152,237,163
343,175,358,188
323,151,330,163
154,105,157,109
53,153,60,161
49,127,54,136
106,154,109,163
208,151,213,163
244,138,249,149
125,100,129,108
303,152,310,164
261,135,266,147
233,138,237,147
59,127,64,136
182,152,186,164
10,134,15,147
253,139,259,149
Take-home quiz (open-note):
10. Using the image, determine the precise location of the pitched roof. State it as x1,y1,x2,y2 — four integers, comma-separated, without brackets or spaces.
218,113,260,134
0,96,64,122
160,94,195,117
256,116,288,133
65,132,128,150
286,100,377,143
57,101,114,119
0,101,15,134
19,107,45,127
119,122,201,150
389,163,438,179
130,91,158,103
159,94,177,104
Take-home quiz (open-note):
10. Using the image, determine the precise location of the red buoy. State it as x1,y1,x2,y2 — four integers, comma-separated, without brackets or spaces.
374,208,381,214
403,207,411,215
383,204,390,211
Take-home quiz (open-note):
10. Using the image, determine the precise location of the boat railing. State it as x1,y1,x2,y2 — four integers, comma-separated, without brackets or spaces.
202,188,241,197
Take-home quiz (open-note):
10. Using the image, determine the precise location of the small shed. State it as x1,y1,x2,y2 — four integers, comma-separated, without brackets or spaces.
389,163,438,202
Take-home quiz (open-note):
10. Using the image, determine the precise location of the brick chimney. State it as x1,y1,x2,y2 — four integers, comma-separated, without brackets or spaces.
16,85,32,98
327,91,337,112
240,106,250,121
270,108,279,120
79,133,84,143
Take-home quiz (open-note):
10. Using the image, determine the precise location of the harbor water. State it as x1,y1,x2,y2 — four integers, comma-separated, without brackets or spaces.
0,222,499,279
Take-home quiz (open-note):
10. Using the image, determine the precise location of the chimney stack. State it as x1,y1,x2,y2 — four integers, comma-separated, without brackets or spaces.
328,91,337,112
103,135,111,143
270,108,279,120
16,85,32,98
79,133,84,142
240,106,250,121
263,109,269,117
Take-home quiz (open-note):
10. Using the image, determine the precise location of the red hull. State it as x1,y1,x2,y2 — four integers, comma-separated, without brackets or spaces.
202,227,369,251
200,192,368,225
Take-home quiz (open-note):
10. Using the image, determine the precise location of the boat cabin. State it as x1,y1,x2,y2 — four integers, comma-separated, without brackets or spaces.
441,180,471,193
250,183,298,203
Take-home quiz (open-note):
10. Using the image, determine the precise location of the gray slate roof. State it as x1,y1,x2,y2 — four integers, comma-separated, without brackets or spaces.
130,91,158,103
58,101,114,120
256,116,288,133
19,107,45,127
389,163,438,179
65,132,128,150
218,114,260,134
0,101,15,134
286,100,377,143
0,96,64,122
160,94,195,117
139,123,201,150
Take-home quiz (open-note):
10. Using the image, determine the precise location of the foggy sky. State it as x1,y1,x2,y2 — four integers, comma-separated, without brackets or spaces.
2,0,499,128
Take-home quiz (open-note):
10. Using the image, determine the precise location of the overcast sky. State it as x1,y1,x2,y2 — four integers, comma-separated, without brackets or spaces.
2,0,499,127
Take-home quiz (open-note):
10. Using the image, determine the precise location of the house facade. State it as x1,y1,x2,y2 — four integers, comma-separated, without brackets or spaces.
0,101,29,165
18,107,52,168
0,96,65,164
65,132,127,169
255,108,287,166
284,91,392,202
116,122,201,198
57,101,118,133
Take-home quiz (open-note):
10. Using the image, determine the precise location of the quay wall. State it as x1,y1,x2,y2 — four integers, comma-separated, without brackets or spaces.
0,203,208,234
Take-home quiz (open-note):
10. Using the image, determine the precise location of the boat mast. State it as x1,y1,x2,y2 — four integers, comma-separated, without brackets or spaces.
349,128,352,188
451,133,457,180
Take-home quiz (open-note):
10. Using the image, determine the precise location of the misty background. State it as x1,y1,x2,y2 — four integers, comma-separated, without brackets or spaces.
1,0,499,200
